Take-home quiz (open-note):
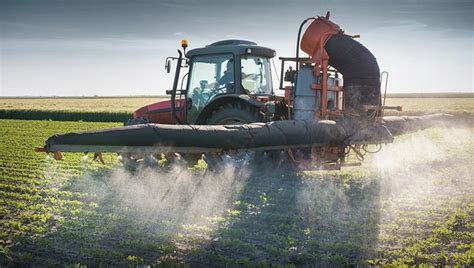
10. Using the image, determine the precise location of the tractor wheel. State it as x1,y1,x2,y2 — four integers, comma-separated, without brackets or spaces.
206,103,296,172
206,103,262,125
204,103,263,170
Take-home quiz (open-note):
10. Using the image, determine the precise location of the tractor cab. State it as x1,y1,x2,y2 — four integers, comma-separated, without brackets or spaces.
130,40,277,125
184,40,276,123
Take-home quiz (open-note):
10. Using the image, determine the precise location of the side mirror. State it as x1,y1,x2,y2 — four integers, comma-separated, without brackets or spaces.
165,60,171,73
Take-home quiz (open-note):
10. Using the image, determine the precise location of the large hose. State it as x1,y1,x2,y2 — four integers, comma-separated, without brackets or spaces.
324,34,381,115
42,114,454,154
45,120,348,153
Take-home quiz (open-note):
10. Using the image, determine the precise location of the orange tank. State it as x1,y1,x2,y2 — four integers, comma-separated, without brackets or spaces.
299,15,343,119
300,17,341,59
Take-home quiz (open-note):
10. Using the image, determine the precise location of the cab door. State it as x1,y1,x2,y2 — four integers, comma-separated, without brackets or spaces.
185,54,234,123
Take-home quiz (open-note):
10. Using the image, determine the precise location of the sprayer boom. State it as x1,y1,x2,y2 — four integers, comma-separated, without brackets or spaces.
35,114,452,168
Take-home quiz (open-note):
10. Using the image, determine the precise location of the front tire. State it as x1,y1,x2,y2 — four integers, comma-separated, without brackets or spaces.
120,117,159,169
124,117,149,126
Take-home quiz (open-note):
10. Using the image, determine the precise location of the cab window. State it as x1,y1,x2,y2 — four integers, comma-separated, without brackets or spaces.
186,54,234,122
241,56,272,94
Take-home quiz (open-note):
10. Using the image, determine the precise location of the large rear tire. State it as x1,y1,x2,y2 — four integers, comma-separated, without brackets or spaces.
206,103,262,125
205,103,295,172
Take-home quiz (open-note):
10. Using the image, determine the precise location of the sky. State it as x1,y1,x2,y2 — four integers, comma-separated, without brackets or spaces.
0,0,472,96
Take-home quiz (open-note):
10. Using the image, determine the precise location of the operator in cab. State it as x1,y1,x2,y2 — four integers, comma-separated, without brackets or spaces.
217,60,235,91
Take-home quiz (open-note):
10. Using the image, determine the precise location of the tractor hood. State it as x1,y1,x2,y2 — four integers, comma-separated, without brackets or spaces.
132,99,185,124
133,100,173,118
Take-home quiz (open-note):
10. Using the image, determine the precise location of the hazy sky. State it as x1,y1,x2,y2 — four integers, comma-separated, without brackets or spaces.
1,0,472,96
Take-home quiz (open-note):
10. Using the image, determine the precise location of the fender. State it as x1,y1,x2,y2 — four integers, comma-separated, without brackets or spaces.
194,94,264,124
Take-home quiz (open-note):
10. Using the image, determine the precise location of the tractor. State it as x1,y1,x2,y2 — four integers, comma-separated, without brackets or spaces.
124,39,288,166
127,39,285,127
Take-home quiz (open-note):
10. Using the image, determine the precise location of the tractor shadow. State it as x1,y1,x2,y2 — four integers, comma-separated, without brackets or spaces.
186,164,382,266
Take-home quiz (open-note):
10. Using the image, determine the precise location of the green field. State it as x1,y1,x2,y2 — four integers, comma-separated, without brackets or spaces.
0,118,473,266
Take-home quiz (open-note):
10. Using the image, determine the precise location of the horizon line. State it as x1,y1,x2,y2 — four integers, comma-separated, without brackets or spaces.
1,92,473,99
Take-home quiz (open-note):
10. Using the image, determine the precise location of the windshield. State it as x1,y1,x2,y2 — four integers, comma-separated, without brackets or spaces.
241,56,272,95
186,54,234,122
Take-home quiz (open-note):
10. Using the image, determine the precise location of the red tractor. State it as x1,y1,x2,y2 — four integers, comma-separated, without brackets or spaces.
128,39,286,127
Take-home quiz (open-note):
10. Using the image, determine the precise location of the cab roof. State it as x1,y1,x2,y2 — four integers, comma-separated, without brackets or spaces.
186,39,276,59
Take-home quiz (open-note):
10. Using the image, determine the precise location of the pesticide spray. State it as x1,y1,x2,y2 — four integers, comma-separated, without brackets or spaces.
37,122,473,265
66,162,251,230
296,124,473,263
